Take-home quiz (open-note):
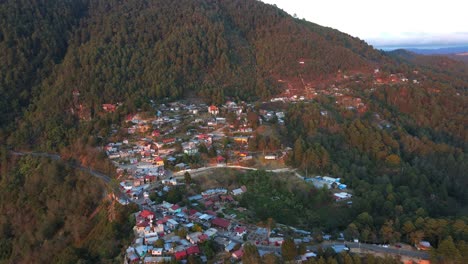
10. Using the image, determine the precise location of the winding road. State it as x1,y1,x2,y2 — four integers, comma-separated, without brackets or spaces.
9,150,129,202
9,151,430,260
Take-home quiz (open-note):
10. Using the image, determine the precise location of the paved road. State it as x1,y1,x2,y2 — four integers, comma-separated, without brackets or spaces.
307,241,429,259
212,234,428,260
174,164,295,178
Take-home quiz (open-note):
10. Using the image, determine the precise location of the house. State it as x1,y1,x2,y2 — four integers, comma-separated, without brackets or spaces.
144,257,172,264
154,157,164,167
235,226,247,237
163,138,176,145
182,142,198,155
202,188,227,197
139,210,155,221
300,252,317,261
211,218,231,230
126,247,140,263
269,237,284,246
198,234,208,243
331,245,349,253
208,105,219,115
232,249,244,259
204,200,214,208
186,245,200,256
333,192,352,201
204,228,218,238
167,219,179,229
216,155,225,164
187,232,203,244
416,241,431,250
188,195,203,201
151,248,163,256
169,204,181,213
225,241,238,252
233,136,249,144
102,104,116,112
220,195,234,203
162,178,177,185
232,186,247,196
174,250,187,260
135,221,150,233
151,130,160,137
144,175,157,183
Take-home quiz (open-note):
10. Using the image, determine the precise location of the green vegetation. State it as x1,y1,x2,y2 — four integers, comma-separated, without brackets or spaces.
244,243,403,264
0,152,138,263
237,170,346,229
285,93,467,248
0,0,467,263
1,0,384,150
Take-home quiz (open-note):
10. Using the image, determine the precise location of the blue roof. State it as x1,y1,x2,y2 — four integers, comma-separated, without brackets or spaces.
331,245,349,253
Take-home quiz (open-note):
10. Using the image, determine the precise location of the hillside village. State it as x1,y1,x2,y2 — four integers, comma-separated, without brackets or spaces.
98,69,437,263
99,95,361,263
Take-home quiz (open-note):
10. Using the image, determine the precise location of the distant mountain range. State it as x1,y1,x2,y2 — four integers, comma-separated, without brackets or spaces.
406,46,468,55
379,45,468,55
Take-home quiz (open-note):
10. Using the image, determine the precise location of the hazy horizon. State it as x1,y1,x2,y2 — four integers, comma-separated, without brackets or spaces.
375,44,468,51
261,0,468,48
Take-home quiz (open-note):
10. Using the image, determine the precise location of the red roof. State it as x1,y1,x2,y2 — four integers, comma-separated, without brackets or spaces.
163,138,176,144
102,104,116,112
197,134,210,140
209,105,218,111
188,209,198,215
212,218,231,229
198,234,208,242
205,210,216,216
235,226,247,234
232,249,244,259
186,245,200,255
154,156,164,162
170,204,180,211
126,114,134,121
204,200,214,207
136,220,149,228
174,250,187,260
140,210,155,219
221,195,234,202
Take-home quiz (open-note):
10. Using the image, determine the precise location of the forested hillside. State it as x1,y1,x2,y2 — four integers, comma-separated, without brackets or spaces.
0,150,137,263
0,0,87,131
0,0,467,263
1,0,384,143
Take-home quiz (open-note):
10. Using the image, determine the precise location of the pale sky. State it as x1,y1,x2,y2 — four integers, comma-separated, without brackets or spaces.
261,0,468,47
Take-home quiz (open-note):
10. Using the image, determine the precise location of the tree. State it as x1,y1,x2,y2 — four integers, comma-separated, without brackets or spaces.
263,252,280,264
184,172,192,185
243,243,261,264
385,154,401,167
154,239,165,248
380,220,396,244
281,238,297,262
293,137,305,168
432,236,461,264
247,112,259,129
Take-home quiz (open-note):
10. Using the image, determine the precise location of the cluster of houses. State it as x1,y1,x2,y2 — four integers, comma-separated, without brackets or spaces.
305,176,352,202
125,184,252,263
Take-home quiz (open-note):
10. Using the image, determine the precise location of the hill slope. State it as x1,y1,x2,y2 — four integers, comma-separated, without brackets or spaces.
1,0,384,131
